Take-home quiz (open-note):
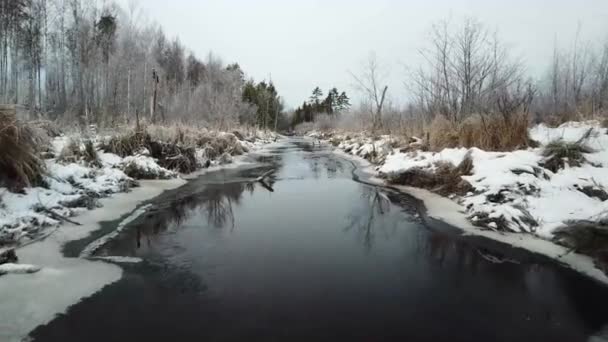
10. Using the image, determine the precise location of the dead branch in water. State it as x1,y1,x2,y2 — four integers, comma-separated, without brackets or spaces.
256,169,275,182
254,169,276,192
40,207,82,226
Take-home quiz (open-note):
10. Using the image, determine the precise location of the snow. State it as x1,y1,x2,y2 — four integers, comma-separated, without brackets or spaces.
92,256,143,264
48,162,134,194
121,155,176,179
0,263,41,275
381,148,470,174
99,152,122,167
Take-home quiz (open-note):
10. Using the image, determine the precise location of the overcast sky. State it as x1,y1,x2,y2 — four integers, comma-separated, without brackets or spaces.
117,0,608,108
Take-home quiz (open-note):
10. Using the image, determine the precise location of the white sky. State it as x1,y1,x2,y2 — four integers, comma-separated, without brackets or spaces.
116,0,608,108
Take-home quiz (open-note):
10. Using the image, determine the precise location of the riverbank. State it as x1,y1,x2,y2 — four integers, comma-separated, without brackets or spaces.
0,127,277,251
314,122,608,284
0,127,279,341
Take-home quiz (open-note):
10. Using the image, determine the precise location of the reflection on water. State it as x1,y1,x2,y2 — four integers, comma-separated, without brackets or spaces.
344,186,395,252
103,178,276,256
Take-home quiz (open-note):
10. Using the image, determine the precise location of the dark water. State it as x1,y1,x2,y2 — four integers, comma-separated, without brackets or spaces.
31,138,608,342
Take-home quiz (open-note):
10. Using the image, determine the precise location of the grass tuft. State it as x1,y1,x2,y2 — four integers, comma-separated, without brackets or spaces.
0,112,46,191
541,139,594,172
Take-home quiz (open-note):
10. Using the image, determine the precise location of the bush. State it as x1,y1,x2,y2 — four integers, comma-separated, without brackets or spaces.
387,153,474,196
0,112,46,191
429,116,459,149
29,120,62,137
101,125,247,174
541,139,594,172
122,156,175,180
100,131,147,157
59,138,101,167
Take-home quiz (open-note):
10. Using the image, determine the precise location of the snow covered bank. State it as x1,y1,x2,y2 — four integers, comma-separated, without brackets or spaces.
0,129,278,249
315,121,608,283
0,128,278,341
0,177,185,342
318,122,608,238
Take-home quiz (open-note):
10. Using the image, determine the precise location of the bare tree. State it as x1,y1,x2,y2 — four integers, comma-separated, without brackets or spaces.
412,17,527,124
351,52,388,132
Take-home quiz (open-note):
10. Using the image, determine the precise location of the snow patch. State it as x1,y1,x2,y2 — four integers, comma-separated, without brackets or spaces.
0,263,41,275
93,256,143,264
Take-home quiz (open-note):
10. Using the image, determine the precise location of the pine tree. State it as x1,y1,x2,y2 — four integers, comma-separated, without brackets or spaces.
326,87,339,113
310,86,323,104
337,91,351,112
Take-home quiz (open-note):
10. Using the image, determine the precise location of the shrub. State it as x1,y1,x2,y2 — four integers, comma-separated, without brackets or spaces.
101,125,246,174
387,153,474,196
429,116,459,149
29,120,62,137
59,138,101,167
541,139,594,172
0,112,46,191
122,156,175,180
100,131,147,157
553,218,608,254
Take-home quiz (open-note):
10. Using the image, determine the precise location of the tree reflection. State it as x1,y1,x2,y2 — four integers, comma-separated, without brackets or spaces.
112,179,276,254
344,185,395,252
304,153,346,179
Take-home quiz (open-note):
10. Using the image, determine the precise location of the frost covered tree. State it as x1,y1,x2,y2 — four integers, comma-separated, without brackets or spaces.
0,0,280,130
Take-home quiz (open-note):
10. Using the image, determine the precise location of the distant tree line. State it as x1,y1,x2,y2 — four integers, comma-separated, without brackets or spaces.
291,86,350,127
348,17,608,137
242,80,285,131
0,0,282,130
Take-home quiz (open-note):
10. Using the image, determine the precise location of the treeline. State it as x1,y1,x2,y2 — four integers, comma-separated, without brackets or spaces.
243,80,285,131
346,17,608,143
0,0,281,130
291,86,350,127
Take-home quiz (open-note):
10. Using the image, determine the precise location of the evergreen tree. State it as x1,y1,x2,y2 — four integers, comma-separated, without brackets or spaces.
325,87,340,113
337,91,351,111
310,86,323,104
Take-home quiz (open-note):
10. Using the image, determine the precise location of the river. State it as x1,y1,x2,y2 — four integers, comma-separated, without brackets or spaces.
29,138,608,341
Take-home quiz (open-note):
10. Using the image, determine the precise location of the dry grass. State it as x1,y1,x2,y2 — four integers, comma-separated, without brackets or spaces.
553,219,608,255
59,138,101,167
541,139,594,172
29,120,62,138
0,113,47,191
387,153,474,196
428,116,460,149
100,131,147,157
428,113,533,151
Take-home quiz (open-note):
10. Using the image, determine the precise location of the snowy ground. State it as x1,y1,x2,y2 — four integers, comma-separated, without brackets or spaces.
314,121,608,283
0,129,277,342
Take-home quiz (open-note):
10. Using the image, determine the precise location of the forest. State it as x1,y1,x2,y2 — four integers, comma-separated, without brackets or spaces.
0,0,283,130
